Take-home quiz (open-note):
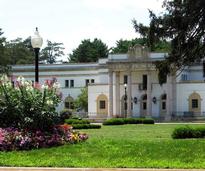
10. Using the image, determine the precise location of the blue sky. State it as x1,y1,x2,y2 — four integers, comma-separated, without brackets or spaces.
0,0,163,61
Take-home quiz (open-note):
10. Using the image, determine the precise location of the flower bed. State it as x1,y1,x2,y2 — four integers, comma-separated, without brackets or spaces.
0,124,88,151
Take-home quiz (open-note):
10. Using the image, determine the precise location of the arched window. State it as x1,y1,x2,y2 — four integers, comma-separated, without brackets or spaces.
96,94,108,114
188,92,201,113
64,95,74,109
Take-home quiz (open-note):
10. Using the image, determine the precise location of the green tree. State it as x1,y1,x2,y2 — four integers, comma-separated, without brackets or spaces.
40,40,65,64
5,38,34,64
110,38,147,54
69,38,109,62
74,87,88,112
0,28,12,75
0,28,8,66
133,0,205,84
111,38,170,54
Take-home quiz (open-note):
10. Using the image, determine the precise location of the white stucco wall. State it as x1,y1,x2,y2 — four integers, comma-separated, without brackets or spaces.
88,84,109,116
176,83,205,113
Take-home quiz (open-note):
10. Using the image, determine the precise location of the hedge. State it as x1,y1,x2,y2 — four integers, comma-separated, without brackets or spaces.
103,118,125,125
65,119,90,125
72,124,101,129
172,126,205,139
103,118,154,125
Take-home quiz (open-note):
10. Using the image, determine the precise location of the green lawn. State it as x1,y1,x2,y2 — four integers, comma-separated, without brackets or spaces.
0,124,205,168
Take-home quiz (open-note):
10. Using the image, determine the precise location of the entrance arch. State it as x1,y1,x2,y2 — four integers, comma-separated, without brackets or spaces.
96,94,108,115
140,94,147,117
188,92,201,114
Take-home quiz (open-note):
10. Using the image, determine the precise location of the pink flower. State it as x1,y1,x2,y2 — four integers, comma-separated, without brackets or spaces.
34,82,41,90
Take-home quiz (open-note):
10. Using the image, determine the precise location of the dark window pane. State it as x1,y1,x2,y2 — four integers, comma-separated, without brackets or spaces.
142,75,147,90
99,100,106,109
70,80,74,87
124,75,128,84
192,99,198,108
143,102,147,110
85,79,89,86
162,101,166,110
65,80,69,87
91,79,95,83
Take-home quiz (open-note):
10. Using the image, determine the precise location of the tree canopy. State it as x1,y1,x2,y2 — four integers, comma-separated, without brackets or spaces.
5,37,34,65
69,38,109,63
111,38,170,54
40,40,65,64
133,0,205,84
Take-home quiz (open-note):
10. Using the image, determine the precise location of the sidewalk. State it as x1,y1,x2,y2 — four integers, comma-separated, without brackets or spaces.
0,168,204,171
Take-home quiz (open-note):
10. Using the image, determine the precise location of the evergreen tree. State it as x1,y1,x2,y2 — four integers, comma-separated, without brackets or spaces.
133,0,205,84
69,38,109,63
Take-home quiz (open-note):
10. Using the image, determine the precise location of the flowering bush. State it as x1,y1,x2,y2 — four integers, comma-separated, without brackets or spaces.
0,124,88,151
0,75,62,131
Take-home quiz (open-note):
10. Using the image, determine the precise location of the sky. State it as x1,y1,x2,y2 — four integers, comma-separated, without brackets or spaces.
0,0,163,61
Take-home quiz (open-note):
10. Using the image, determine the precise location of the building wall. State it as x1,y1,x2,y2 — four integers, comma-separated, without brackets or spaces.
88,84,109,116
176,83,205,113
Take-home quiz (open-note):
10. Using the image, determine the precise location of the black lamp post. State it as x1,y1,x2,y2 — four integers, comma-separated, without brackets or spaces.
124,83,127,118
31,27,43,83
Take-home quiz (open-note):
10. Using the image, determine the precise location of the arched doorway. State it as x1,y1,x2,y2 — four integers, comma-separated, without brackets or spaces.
188,92,201,114
140,94,147,117
96,94,108,115
64,95,74,109
121,95,133,118
160,94,167,117
121,95,127,118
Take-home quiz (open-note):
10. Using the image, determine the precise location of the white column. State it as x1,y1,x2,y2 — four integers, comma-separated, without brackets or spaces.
115,72,120,116
108,71,113,118
127,71,132,117
147,73,152,117
166,74,176,120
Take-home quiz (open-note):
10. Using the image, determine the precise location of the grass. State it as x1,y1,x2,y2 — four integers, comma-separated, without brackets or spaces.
0,124,205,168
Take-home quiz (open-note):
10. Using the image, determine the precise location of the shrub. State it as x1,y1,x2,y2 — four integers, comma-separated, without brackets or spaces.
72,124,101,129
103,118,125,125
59,109,72,123
0,124,88,151
172,126,205,139
123,118,143,124
65,119,90,125
0,75,62,131
142,118,155,124
103,118,154,125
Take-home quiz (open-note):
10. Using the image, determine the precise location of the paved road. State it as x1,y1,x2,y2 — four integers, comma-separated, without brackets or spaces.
0,168,204,171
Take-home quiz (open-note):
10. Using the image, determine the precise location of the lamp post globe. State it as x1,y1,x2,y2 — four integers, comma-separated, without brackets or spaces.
31,27,43,83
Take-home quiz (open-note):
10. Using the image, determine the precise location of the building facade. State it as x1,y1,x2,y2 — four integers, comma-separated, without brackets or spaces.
12,45,205,120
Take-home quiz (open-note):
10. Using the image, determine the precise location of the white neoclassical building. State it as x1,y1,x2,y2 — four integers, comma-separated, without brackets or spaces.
12,45,205,120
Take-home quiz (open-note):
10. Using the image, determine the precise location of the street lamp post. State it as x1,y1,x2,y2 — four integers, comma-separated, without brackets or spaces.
31,27,43,83
124,83,127,118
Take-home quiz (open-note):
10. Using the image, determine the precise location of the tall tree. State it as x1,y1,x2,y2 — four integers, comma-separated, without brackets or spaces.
110,38,170,54
0,28,8,66
110,38,147,54
40,40,65,64
0,28,10,75
5,38,34,64
69,38,109,63
133,0,205,84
